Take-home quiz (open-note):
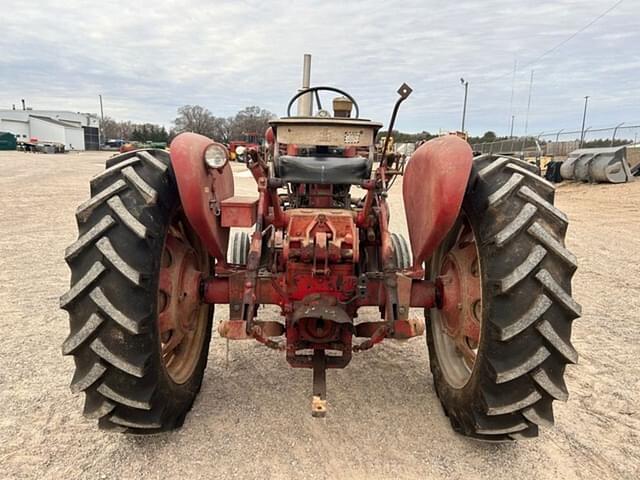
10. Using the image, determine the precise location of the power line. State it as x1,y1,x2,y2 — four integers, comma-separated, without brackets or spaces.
520,0,624,71
475,0,625,87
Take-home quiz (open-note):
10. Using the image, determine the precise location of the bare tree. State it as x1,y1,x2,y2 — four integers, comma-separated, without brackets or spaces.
172,105,275,144
229,106,275,141
173,105,217,138
100,116,120,140
210,117,232,143
101,117,145,141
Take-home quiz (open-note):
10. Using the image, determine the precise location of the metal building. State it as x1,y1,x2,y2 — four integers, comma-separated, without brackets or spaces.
0,109,99,150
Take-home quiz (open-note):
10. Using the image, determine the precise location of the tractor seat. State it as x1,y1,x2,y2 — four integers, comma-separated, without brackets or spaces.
275,155,371,184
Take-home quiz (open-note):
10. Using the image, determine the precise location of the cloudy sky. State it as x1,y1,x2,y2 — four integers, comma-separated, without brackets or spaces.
1,0,638,136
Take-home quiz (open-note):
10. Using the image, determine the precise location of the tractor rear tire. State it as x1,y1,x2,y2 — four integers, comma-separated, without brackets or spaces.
60,149,214,433
425,155,581,441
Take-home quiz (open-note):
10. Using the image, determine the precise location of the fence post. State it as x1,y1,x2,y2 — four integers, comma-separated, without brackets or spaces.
611,122,625,146
583,127,592,148
534,138,542,170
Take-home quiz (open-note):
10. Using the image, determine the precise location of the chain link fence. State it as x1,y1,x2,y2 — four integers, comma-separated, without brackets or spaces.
471,124,640,160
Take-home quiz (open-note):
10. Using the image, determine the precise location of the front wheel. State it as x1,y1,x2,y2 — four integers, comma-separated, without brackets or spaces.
60,149,213,433
426,155,581,441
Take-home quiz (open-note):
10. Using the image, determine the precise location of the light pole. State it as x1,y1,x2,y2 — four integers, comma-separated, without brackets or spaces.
460,78,468,133
579,95,590,147
509,115,515,138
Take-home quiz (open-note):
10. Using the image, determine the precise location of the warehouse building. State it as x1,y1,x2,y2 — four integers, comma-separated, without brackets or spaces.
0,110,100,150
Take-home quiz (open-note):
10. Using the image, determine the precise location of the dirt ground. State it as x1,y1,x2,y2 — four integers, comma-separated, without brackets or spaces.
0,150,638,480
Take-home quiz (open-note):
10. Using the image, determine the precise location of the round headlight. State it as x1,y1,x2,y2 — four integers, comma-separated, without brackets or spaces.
204,144,228,169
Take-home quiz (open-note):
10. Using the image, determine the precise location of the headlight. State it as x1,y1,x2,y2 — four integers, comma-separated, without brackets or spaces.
204,143,228,169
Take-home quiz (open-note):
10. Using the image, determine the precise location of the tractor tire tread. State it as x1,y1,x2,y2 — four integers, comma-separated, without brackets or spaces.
61,148,212,433
426,153,580,441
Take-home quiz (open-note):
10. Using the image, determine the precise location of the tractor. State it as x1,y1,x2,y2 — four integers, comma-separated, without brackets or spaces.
61,57,580,440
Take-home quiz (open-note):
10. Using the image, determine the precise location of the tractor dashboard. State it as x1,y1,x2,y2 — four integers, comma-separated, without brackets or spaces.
270,117,382,148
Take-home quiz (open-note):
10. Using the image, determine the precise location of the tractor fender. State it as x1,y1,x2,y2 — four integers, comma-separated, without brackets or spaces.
170,132,234,263
402,135,473,268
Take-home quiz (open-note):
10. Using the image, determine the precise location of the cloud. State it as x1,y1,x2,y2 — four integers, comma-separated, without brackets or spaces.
0,0,638,135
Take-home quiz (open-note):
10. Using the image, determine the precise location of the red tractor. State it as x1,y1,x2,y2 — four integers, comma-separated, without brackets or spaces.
61,74,579,440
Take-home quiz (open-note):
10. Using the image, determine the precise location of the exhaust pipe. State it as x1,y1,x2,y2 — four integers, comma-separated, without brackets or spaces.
297,54,312,117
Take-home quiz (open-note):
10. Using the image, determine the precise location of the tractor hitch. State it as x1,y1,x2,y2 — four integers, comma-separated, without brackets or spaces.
312,350,328,417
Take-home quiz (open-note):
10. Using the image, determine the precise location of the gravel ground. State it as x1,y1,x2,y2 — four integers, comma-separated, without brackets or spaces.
0,150,638,479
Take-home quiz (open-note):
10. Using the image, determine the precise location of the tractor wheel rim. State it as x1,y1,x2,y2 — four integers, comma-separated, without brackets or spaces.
433,213,482,389
157,209,208,384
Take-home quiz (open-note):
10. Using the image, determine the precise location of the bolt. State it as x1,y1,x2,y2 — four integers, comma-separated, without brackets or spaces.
457,303,463,311
473,300,482,321
471,258,480,277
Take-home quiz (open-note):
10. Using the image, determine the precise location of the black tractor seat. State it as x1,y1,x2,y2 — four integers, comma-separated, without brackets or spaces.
275,155,371,184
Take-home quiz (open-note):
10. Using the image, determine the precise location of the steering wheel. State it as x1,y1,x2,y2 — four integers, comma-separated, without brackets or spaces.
286,86,360,118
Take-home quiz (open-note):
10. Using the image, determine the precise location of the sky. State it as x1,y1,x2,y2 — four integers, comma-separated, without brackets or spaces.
1,0,638,137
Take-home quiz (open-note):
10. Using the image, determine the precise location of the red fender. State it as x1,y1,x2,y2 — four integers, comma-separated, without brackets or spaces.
170,132,234,263
403,135,473,268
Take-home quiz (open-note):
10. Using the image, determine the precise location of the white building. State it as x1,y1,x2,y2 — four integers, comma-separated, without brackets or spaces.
0,110,99,150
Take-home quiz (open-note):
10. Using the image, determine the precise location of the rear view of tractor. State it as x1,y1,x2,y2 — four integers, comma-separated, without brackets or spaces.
61,55,580,440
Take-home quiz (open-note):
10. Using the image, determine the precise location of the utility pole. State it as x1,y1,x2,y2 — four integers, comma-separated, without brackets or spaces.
579,95,590,147
523,69,534,138
460,78,468,133
99,94,105,150
508,58,517,135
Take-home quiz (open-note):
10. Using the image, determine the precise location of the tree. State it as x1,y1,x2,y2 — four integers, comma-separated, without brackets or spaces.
172,105,274,144
467,131,508,145
100,116,170,143
210,117,232,143
229,106,275,142
481,131,497,142
376,130,436,144
173,105,218,138
100,116,119,141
